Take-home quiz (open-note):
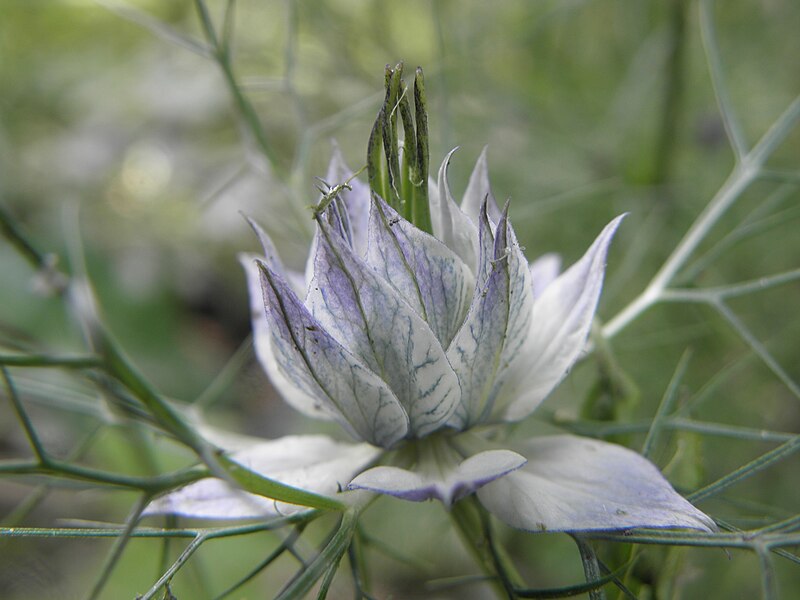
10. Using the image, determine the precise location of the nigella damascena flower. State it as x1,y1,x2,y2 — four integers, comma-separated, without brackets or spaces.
147,147,713,533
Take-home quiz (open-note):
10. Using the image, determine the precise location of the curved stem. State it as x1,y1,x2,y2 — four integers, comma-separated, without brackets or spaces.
602,91,800,340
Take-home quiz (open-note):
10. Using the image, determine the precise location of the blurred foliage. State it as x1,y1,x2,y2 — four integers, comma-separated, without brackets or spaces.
1,0,799,598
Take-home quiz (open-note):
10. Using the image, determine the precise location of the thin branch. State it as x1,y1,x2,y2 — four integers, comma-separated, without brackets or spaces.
0,353,103,369
641,350,691,459
97,0,213,59
140,534,208,600
603,91,800,340
193,0,281,172
715,302,800,401
756,546,778,600
688,433,800,503
87,494,149,600
661,268,800,303
2,368,47,462
553,415,796,444
699,0,748,160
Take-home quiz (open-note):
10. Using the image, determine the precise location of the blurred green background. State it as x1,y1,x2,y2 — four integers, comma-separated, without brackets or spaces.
1,0,799,598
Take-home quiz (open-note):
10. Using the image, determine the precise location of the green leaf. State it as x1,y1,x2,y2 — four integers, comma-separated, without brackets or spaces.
216,452,345,512
276,510,359,600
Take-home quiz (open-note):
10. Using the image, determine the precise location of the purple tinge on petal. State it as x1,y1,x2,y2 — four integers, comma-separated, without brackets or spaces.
348,449,526,507
492,215,625,422
477,435,715,533
243,216,307,296
366,195,474,347
144,435,381,520
306,220,461,439
325,144,371,257
258,260,409,448
239,253,331,422
446,202,535,428
460,146,503,226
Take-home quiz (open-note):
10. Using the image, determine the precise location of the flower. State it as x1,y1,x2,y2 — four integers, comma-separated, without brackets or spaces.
146,146,713,534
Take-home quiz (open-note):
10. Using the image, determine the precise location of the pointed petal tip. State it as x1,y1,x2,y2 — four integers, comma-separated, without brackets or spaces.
237,251,256,269
478,436,715,534
348,449,526,507
493,212,627,422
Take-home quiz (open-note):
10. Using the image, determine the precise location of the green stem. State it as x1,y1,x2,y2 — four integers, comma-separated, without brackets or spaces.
2,368,47,462
87,494,149,600
0,458,206,494
194,0,281,172
0,204,67,293
275,509,360,600
649,0,688,187
449,497,515,599
0,353,103,369
571,536,607,600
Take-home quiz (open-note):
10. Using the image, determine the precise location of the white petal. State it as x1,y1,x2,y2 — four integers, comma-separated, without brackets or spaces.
366,196,474,347
435,149,480,273
460,146,502,225
349,449,526,507
529,253,561,299
260,261,409,447
493,216,625,421
145,435,380,519
325,144,371,257
446,204,535,427
307,221,461,439
239,253,332,422
244,216,307,296
478,436,715,532
427,175,441,239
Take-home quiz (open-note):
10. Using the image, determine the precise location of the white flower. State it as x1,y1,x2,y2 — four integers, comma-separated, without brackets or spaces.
146,147,713,534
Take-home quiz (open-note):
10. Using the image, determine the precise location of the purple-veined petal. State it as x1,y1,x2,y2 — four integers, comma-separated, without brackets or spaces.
461,146,503,226
307,221,461,438
244,216,307,296
325,144,371,257
434,149,479,272
477,435,714,532
321,195,354,247
446,203,534,427
259,260,409,447
145,435,380,519
493,215,625,421
349,449,526,507
239,253,331,422
366,196,474,347
474,196,496,291
529,252,561,299
302,232,318,293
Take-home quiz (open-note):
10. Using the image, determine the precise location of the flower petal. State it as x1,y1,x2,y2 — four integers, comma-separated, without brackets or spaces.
244,216,306,295
433,148,479,272
477,435,714,532
493,215,625,421
325,144,371,257
349,449,526,507
447,203,534,427
307,220,461,439
145,435,380,519
529,252,561,299
366,195,474,347
259,260,409,447
239,252,330,422
460,146,503,226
